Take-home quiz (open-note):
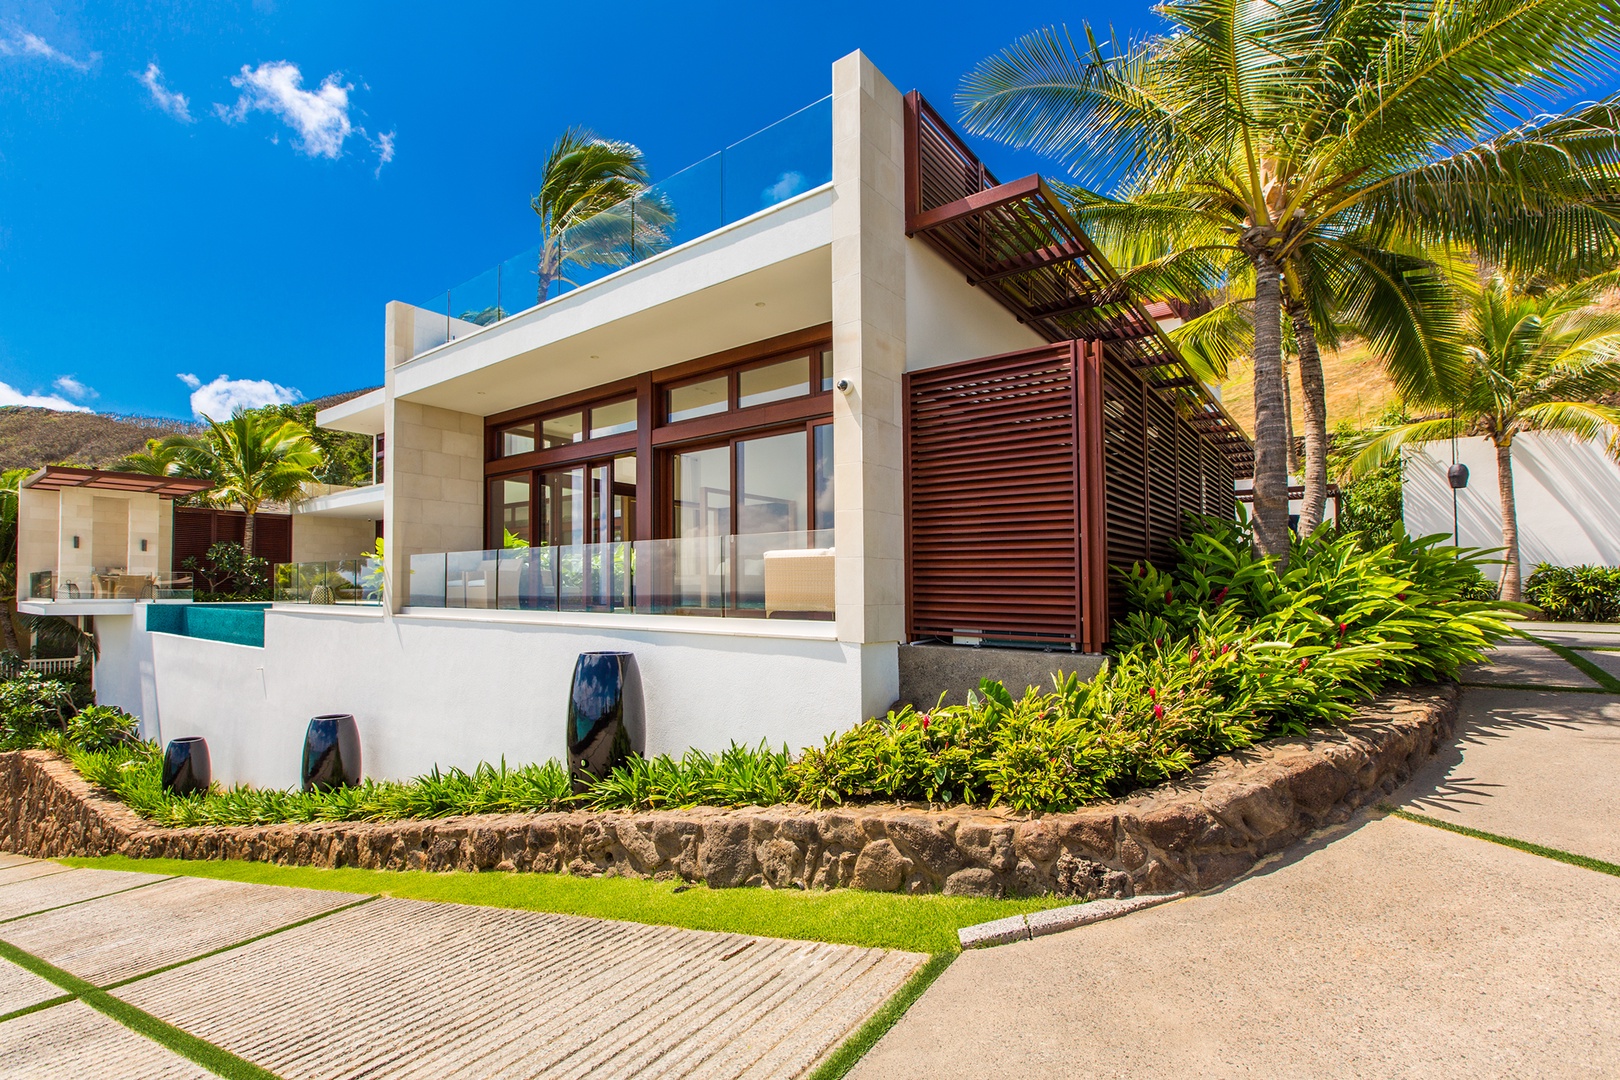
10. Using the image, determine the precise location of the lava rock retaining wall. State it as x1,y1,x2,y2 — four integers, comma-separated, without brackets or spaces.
0,685,1456,898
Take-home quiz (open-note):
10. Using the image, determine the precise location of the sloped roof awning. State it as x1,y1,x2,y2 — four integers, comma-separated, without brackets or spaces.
902,92,1251,469
22,466,214,500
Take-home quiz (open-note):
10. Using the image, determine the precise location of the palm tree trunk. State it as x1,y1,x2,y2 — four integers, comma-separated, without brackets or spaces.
1282,358,1300,476
1248,247,1292,566
1288,305,1330,536
1495,437,1522,602
243,510,257,560
1,600,20,657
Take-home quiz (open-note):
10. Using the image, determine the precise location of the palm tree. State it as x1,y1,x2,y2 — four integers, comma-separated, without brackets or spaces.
1344,274,1620,601
959,0,1620,562
531,129,672,302
118,436,191,477
171,411,321,558
0,467,32,656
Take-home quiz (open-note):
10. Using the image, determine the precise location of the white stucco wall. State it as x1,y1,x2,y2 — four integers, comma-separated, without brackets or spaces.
96,605,886,790
903,239,1046,372
1403,433,1620,576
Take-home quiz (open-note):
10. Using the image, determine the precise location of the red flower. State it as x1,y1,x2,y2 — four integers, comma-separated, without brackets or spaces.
1148,687,1158,700
1375,659,1384,667
1155,637,1165,648
1396,592,1408,601
1153,703,1165,720
920,714,931,730
1338,622,1348,635
1164,589,1174,604
1138,565,1148,578
1221,644,1231,655
1189,648,1199,663
1299,657,1310,672
1213,586,1229,603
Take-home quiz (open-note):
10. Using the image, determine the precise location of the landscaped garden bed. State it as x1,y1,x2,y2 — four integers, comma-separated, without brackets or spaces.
0,523,1506,896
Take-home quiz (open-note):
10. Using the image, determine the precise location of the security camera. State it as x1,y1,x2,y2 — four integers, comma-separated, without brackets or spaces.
835,378,853,394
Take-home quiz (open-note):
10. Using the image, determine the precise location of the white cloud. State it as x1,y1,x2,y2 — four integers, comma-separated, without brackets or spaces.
136,62,192,123
51,375,96,400
763,171,806,202
178,373,301,420
0,28,96,71
0,381,91,412
369,129,395,176
216,60,353,159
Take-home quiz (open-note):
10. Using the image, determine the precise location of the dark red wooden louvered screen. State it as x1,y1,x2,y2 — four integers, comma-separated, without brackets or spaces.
171,507,293,568
905,343,1088,647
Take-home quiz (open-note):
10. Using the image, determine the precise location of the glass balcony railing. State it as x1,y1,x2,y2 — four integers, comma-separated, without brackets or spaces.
411,95,833,357
407,530,835,620
273,559,384,605
28,570,193,601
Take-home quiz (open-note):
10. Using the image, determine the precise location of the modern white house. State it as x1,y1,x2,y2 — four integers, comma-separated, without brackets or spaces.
24,52,1248,790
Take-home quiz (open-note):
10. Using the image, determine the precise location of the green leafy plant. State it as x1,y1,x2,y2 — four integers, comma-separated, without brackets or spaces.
185,541,270,601
64,705,139,752
1524,563,1620,622
0,670,74,749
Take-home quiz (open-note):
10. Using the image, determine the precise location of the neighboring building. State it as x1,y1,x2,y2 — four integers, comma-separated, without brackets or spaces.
1404,434,1620,576
37,53,1248,789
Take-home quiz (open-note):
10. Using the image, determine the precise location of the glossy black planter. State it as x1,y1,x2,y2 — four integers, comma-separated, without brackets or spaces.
302,714,362,792
161,737,211,796
568,651,644,785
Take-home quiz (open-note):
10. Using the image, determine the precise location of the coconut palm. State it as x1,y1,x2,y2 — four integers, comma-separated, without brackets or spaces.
531,129,672,302
118,436,191,477
0,467,32,655
170,411,321,558
959,0,1620,562
1344,274,1620,601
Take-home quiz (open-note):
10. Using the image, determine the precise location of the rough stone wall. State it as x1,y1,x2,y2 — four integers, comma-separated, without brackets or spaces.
0,686,1456,898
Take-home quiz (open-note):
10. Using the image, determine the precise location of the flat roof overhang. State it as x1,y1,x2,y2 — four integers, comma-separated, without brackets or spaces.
22,466,213,500
393,185,834,417
295,483,383,519
316,388,385,436
17,598,140,616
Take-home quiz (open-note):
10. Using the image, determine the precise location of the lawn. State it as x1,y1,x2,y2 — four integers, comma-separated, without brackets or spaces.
61,855,1071,955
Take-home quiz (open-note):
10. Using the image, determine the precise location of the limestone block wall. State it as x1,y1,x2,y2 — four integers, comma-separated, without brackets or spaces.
290,515,377,563
382,397,484,613
16,486,58,598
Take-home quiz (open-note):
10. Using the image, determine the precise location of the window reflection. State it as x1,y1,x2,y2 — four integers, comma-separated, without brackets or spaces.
667,377,728,422
738,356,810,409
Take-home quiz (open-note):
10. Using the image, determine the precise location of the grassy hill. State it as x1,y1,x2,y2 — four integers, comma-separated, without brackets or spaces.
0,408,200,472
1217,340,1400,437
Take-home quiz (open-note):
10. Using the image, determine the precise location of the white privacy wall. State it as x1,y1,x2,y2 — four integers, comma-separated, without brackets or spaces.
1403,433,1620,577
903,239,1046,373
96,605,883,790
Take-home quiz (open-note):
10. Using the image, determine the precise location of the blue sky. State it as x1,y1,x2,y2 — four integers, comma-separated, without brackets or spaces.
0,0,1154,420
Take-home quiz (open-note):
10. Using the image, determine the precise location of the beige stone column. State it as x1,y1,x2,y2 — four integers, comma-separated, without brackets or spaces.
831,52,907,646
382,301,485,613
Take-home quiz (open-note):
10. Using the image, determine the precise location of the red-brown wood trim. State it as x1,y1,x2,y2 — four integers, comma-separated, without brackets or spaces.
484,431,638,476
1079,339,1110,650
902,367,914,641
906,173,1044,236
633,371,655,544
647,324,833,386
650,393,832,447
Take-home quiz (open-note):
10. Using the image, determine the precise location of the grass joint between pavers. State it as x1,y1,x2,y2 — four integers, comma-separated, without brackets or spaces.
1511,631,1620,693
1383,807,1620,878
806,953,955,1080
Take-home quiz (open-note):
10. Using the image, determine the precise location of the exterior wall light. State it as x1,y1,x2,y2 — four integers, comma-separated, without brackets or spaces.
1447,463,1470,490
71,535,79,549
140,538,149,552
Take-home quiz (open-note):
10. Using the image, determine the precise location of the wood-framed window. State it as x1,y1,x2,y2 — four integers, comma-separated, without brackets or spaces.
482,325,833,550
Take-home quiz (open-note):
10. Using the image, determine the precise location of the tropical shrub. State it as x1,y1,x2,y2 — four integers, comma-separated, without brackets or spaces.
1524,564,1620,622
185,541,270,601
0,671,74,750
64,705,140,752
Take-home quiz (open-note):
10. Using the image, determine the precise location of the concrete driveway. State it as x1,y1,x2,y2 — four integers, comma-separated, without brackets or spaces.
853,628,1620,1080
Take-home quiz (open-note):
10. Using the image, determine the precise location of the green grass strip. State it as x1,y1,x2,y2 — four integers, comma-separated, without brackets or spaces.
101,895,376,990
1513,631,1620,693
806,952,955,1080
0,992,75,1024
1385,808,1620,878
0,937,281,1079
60,855,1068,955
1457,680,1615,695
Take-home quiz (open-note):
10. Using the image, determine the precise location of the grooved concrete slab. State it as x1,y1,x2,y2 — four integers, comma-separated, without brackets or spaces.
0,867,169,923
118,896,925,1080
0,955,67,1015
0,1000,213,1079
0,861,76,888
1511,621,1620,647
1,875,364,985
0,854,34,870
1459,638,1596,687
852,815,1620,1079
1399,687,1620,863
1577,647,1620,683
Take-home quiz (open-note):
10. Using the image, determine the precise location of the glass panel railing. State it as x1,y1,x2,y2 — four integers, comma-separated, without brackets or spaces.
26,570,194,601
401,532,832,621
410,95,832,358
273,560,382,605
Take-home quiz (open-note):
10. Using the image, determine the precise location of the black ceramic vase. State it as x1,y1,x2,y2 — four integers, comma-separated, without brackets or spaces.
161,737,211,796
302,714,362,792
567,651,644,786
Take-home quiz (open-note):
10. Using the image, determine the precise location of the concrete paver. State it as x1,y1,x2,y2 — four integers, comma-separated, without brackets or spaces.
0,867,170,923
1459,637,1596,687
117,896,924,1080
1511,621,1620,648
1,874,362,985
0,855,34,870
0,955,68,1015
852,814,1620,1080
0,1000,213,1079
0,861,76,888
1576,647,1620,682
1399,688,1620,863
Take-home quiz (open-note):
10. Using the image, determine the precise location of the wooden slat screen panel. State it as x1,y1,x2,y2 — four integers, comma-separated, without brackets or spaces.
1144,388,1182,569
171,507,293,568
906,344,1084,645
